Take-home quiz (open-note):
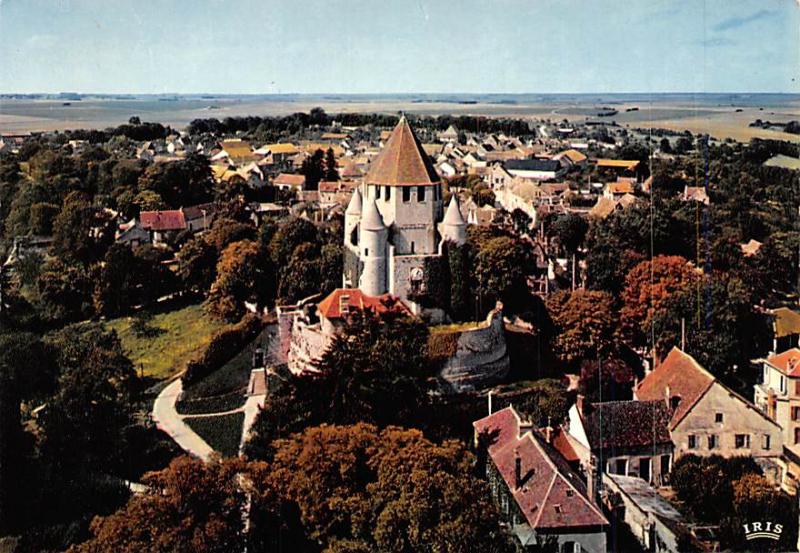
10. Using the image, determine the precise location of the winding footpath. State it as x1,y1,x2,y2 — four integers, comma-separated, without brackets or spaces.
152,379,216,461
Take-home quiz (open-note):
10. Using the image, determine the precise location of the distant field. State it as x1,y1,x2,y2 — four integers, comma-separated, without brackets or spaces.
105,303,226,380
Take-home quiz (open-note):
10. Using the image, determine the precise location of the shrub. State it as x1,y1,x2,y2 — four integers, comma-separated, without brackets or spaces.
183,313,264,386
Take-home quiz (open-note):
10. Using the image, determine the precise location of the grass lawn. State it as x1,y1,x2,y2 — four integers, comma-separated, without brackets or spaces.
105,303,226,381
184,412,245,458
179,325,276,403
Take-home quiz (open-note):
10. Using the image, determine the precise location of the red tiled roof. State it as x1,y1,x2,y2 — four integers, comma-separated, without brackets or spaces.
274,173,306,187
317,288,412,321
140,210,187,231
473,407,607,530
318,181,340,193
635,347,714,430
365,117,440,187
766,348,800,377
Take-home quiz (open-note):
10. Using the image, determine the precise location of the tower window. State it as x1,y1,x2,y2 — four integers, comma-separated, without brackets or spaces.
375,185,381,199
364,248,369,256
403,187,411,202
417,186,426,202
410,241,415,254
384,186,391,200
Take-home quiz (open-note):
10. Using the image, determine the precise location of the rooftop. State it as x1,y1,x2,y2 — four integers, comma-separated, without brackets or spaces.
365,117,441,187
317,288,412,321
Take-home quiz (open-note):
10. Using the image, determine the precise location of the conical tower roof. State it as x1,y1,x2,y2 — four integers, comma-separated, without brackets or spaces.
443,194,466,226
346,187,362,214
360,196,385,231
366,116,440,186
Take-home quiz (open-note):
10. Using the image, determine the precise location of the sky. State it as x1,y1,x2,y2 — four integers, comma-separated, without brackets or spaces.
0,0,798,94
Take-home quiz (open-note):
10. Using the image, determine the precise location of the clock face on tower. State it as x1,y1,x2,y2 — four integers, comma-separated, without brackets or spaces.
410,267,424,282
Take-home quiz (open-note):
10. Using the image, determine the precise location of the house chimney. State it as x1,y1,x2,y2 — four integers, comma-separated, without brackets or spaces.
544,425,553,444
587,456,599,506
576,394,585,416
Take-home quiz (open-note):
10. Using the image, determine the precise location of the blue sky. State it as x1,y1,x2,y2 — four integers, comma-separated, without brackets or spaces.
1,0,797,94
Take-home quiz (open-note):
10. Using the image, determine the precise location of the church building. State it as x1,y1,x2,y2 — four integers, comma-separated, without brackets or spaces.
344,116,467,314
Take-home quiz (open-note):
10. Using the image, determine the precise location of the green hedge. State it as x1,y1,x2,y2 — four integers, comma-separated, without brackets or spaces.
183,313,264,386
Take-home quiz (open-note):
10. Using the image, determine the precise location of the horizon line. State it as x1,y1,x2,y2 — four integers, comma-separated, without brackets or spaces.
2,91,799,97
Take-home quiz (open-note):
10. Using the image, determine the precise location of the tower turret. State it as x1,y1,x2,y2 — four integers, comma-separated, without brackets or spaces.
440,194,467,246
344,187,362,248
358,196,388,296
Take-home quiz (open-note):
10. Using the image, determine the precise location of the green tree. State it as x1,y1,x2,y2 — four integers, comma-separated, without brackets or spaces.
301,149,325,190
324,147,339,181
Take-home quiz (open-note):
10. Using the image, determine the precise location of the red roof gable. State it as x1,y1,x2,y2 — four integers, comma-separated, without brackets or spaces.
473,407,607,530
767,348,800,377
140,210,187,231
636,347,714,430
317,288,412,321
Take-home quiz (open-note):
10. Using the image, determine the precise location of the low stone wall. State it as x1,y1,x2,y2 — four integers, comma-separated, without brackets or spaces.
434,303,511,393
287,319,331,376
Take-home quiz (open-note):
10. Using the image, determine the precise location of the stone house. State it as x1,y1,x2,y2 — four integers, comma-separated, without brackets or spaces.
567,398,674,486
474,407,608,553
636,348,782,466
754,348,800,458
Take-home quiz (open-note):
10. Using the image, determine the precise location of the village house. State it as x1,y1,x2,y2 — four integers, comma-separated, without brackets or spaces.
211,139,258,166
273,173,307,192
553,149,588,169
770,308,800,352
636,348,782,472
567,398,674,486
682,185,710,204
474,407,609,553
601,178,635,200
595,159,640,176
438,124,459,143
754,349,800,459
139,209,187,245
504,158,565,181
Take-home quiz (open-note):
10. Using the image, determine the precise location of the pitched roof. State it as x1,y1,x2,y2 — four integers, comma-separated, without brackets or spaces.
140,210,187,231
473,407,607,530
360,196,385,231
596,159,640,170
346,188,363,215
182,203,215,221
365,117,440,186
260,143,299,155
557,149,588,163
773,308,800,339
606,181,634,194
766,348,800,377
443,195,466,226
220,140,255,161
635,347,714,429
273,173,306,187
317,288,411,321
505,158,562,172
740,239,763,257
582,400,673,451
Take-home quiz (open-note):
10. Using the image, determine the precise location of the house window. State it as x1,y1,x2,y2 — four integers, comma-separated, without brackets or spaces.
764,366,769,383
614,459,627,475
735,434,750,449
417,186,426,202
688,435,697,449
708,435,718,449
795,380,800,395
792,407,800,422
561,541,579,553
781,375,786,394
795,428,800,445
715,413,723,423
402,187,411,202
763,434,771,450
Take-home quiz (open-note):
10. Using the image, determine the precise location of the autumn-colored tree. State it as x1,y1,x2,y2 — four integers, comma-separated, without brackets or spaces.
206,239,274,321
250,423,512,553
546,289,617,367
619,255,697,347
578,357,634,402
69,456,246,553
177,236,218,294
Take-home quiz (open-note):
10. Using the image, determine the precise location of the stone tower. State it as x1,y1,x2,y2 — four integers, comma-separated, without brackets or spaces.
358,196,388,296
344,116,447,303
